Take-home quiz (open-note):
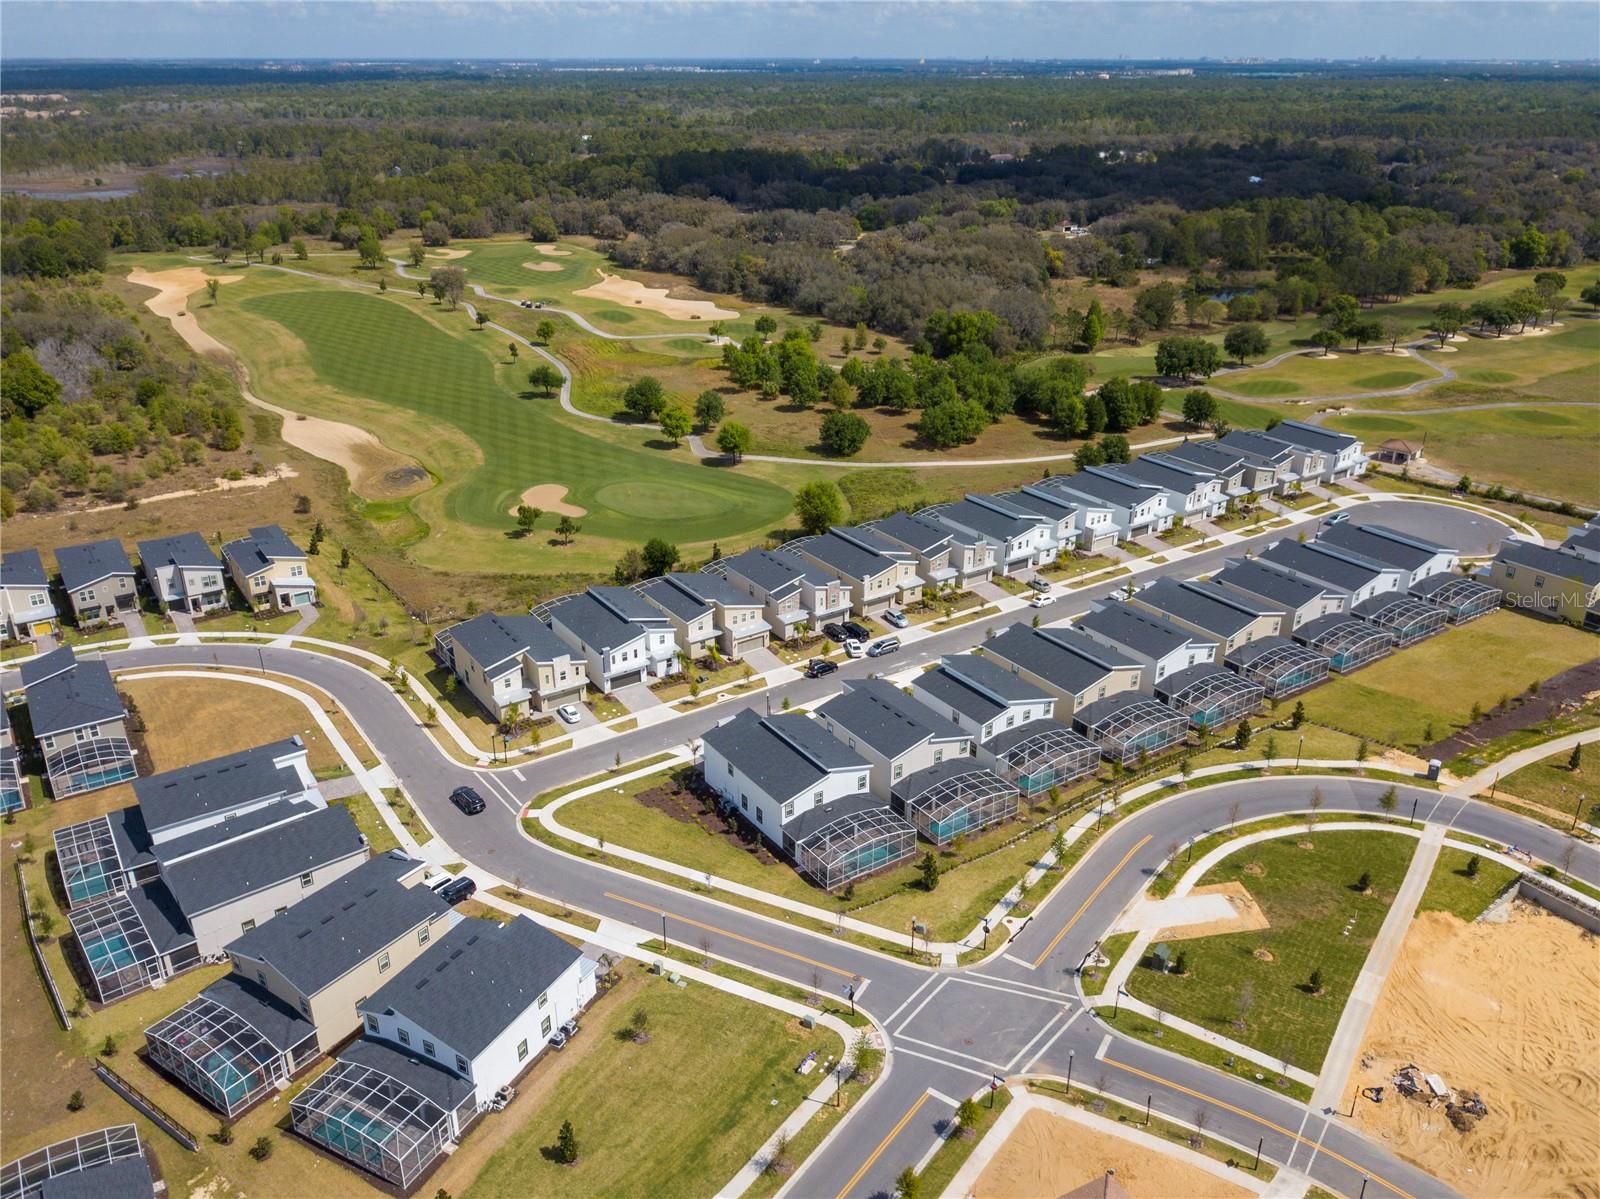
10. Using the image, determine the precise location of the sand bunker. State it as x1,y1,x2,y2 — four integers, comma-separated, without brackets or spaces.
425,248,470,260
533,244,572,256
574,272,739,321
127,266,427,501
974,1107,1254,1199
522,261,564,273
1342,904,1599,1199
508,483,586,519
1423,345,1460,353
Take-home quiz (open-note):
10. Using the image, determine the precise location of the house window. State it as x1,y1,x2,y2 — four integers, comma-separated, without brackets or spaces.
275,906,288,916
541,1015,553,1038
1535,575,1546,587
813,790,823,802
423,1040,436,1058
419,925,430,946
256,970,266,985
77,590,93,603
740,794,748,811
28,592,45,607
857,775,867,790
893,763,903,780
517,1039,530,1061
240,919,256,934
300,871,314,888
397,1028,411,1046
378,952,391,973
756,806,764,823
783,800,795,821
933,749,943,764
366,1015,380,1033
538,991,549,1008
981,723,993,739
299,998,310,1016
1005,714,1015,728
1504,565,1517,578
456,1054,470,1074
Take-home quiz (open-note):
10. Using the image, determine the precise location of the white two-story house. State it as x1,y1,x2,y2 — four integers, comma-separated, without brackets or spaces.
922,496,1056,576
434,612,587,719
816,678,973,797
1038,469,1174,541
1076,600,1218,690
1317,523,1458,588
136,532,228,615
869,511,996,591
547,586,678,692
1115,454,1228,521
1261,420,1367,483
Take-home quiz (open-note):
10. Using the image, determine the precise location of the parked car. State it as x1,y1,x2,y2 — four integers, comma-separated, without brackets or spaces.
867,637,900,658
842,621,872,642
450,786,487,815
1029,593,1051,609
805,658,839,679
433,876,477,905
1325,512,1350,526
557,704,582,725
519,299,534,309
822,623,849,643
1026,577,1052,593
882,610,909,629
843,639,865,658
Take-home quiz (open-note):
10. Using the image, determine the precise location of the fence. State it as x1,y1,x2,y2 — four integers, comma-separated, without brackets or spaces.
15,861,71,1031
94,1062,199,1151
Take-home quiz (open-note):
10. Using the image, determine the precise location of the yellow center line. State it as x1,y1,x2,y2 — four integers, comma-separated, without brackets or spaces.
1107,1058,1416,1199
1031,834,1152,968
834,1091,930,1199
603,891,856,979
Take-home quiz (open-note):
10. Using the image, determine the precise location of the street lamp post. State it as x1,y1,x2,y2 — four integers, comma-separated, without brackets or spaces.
661,912,668,951
1295,735,1303,773
981,918,990,951
1570,792,1586,833
1066,1049,1074,1098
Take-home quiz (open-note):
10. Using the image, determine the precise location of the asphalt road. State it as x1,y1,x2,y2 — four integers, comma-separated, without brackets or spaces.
8,497,1567,1199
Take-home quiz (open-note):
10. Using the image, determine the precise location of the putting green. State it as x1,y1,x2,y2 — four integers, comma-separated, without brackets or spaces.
1461,369,1518,384
235,288,792,544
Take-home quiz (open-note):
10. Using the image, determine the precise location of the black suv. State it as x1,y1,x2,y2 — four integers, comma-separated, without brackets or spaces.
450,786,487,815
434,876,477,904
842,621,872,642
805,658,839,679
822,623,849,643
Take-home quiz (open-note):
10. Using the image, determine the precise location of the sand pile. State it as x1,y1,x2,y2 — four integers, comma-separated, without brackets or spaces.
508,483,586,518
533,243,572,256
1343,904,1599,1199
574,271,739,321
522,261,563,272
975,1108,1254,1199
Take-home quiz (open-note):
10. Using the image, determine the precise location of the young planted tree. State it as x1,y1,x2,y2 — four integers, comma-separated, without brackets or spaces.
919,851,940,892
555,516,579,545
537,319,557,344
955,1096,982,1137
557,1119,580,1164
658,403,692,446
515,505,540,537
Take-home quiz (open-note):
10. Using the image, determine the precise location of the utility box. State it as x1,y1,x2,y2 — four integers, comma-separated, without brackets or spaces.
1427,759,1442,781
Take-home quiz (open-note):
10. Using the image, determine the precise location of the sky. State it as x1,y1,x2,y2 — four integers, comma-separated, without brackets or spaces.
2,1,1596,64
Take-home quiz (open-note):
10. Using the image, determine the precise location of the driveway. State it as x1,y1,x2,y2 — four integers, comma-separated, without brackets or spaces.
740,646,784,675
970,579,1010,603
116,609,148,639
168,610,196,634
613,680,665,713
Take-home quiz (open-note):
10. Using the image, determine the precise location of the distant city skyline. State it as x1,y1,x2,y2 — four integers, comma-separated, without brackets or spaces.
3,2,1597,65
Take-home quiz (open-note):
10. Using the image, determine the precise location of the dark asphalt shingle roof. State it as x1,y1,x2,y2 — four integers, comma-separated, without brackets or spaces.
35,1154,154,1199
796,532,896,582
720,548,809,596
662,571,758,609
365,916,583,1059
0,547,48,589
548,592,647,653
55,538,136,593
1043,469,1161,510
1495,540,1600,588
134,532,221,571
196,973,317,1051
227,852,444,995
638,576,712,623
152,800,319,869
126,881,197,954
1157,441,1248,476
134,738,308,835
703,709,867,802
818,679,968,759
589,584,669,625
1213,559,1337,608
1267,419,1358,454
24,656,125,737
1009,486,1081,523
1216,429,1296,465
871,512,954,555
336,1036,477,1113
1116,456,1212,493
1077,600,1205,660
20,645,79,688
1134,577,1264,639
1563,525,1600,556
161,806,365,917
983,625,1139,695
446,612,571,672
222,525,306,577
914,655,1051,725
1258,541,1390,594
1317,523,1448,573
930,498,1037,542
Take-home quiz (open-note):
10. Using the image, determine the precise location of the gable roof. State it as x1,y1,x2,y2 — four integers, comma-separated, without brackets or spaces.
637,576,712,623
446,612,571,673
152,799,320,869
1078,600,1206,660
196,973,317,1052
795,531,897,582
1562,524,1600,556
23,655,126,737
55,538,135,593
914,655,1052,725
227,852,444,995
661,570,758,609
928,497,1038,542
547,592,648,653
365,917,583,1059
818,678,969,758
588,584,669,626
0,547,48,589
1495,539,1600,588
983,625,1141,694
1213,558,1338,608
1317,523,1451,572
1269,418,1358,454
134,738,308,835
222,525,306,576
1043,469,1161,510
719,548,811,596
337,1036,477,1112
19,644,80,688
1258,540,1392,593
1157,440,1248,476
871,512,955,555
1216,429,1297,465
1116,455,1215,492
161,805,365,917
703,709,867,802
1134,577,1266,639
135,532,221,572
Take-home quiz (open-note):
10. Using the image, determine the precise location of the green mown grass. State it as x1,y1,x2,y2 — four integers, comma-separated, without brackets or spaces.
1125,829,1417,1070
1499,751,1594,822
1416,847,1519,922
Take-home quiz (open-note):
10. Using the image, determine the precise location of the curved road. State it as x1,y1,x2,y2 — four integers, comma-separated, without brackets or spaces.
10,500,1572,1198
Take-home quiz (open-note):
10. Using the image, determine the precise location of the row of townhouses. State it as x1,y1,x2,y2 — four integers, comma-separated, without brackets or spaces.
0,524,315,642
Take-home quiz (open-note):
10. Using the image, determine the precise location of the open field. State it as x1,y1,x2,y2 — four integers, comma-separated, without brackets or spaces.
1300,610,1599,752
1126,830,1417,1070
463,964,840,1199
1221,350,1437,399
1497,751,1593,822
1415,847,1519,923
1342,904,1600,1199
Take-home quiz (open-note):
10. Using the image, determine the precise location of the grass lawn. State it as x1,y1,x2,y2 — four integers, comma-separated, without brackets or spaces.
464,964,841,1199
1497,749,1593,822
1416,847,1519,922
329,792,400,854
1219,349,1437,399
1300,609,1598,751
1125,829,1417,1071
913,1086,1012,1198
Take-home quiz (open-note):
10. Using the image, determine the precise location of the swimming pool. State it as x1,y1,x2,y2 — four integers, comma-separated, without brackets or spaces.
315,1104,394,1167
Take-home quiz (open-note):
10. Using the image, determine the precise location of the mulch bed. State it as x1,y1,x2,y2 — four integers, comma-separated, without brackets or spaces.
1426,656,1600,763
634,773,782,866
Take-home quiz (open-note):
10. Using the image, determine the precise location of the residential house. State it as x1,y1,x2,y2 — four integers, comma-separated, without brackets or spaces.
1224,636,1331,700
433,613,586,719
1071,692,1189,765
0,706,22,814
868,511,996,589
20,647,135,799
715,549,851,642
1036,469,1174,541
1255,540,1406,608
1019,481,1117,549
983,490,1081,559
1211,558,1348,631
1213,430,1301,494
222,525,316,612
1113,454,1228,521
891,758,1019,846
1560,520,1600,565
817,678,973,798
1075,600,1219,690
547,586,678,691
135,532,227,615
922,495,1057,575
791,528,922,617
1158,440,1265,503
293,918,598,1190
1316,523,1458,587
55,539,138,628
1127,576,1283,657
1406,572,1501,624
1259,419,1367,483
636,576,717,659
1,548,57,641
1292,613,1397,673
642,572,770,658
1488,539,1600,628
0,1126,158,1199
980,625,1144,718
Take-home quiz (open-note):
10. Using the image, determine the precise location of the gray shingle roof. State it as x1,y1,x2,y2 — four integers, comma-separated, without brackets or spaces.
23,656,125,737
1214,558,1336,608
1216,429,1296,464
1258,541,1389,593
1268,419,1357,454
1158,440,1248,476
663,571,758,609
721,548,809,596
548,592,646,653
55,538,136,593
35,1154,154,1199
1318,523,1447,573
0,547,48,589
1116,456,1211,492
1134,577,1262,639
1011,486,1081,522
638,577,711,622
135,532,221,571
1495,540,1600,587
446,612,570,672
703,709,867,803
1042,469,1158,510
134,738,308,836
1077,600,1204,660
153,799,320,869
818,679,968,759
126,881,197,954
161,806,365,917
871,512,954,555
365,916,582,1059
796,532,895,582
197,973,317,1051
914,655,1051,725
983,625,1139,695
337,1036,477,1112
589,584,669,625
929,498,1036,542
19,645,79,688
227,852,444,996
1563,525,1600,556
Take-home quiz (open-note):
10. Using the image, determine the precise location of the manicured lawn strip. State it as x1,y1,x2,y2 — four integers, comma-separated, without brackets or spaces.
329,792,400,854
1416,847,1518,922
636,938,868,1028
529,753,679,808
1125,830,1417,1071
1094,1009,1313,1103
743,1072,871,1199
467,966,842,1199
913,1085,1012,1199
1219,350,1435,398
1498,753,1594,822
381,786,435,845
1083,931,1135,997
489,886,602,932
1187,723,1366,775
1301,610,1599,751
1021,1078,1278,1181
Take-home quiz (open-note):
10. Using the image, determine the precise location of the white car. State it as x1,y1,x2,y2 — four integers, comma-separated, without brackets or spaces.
882,610,909,629
557,704,582,725
1029,593,1051,609
843,638,866,658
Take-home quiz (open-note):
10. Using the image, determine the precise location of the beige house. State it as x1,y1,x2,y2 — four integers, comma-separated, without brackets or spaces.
980,624,1144,719
20,646,136,798
434,612,588,718
1489,539,1600,627
719,548,852,641
794,528,923,618
640,572,771,659
222,524,316,612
